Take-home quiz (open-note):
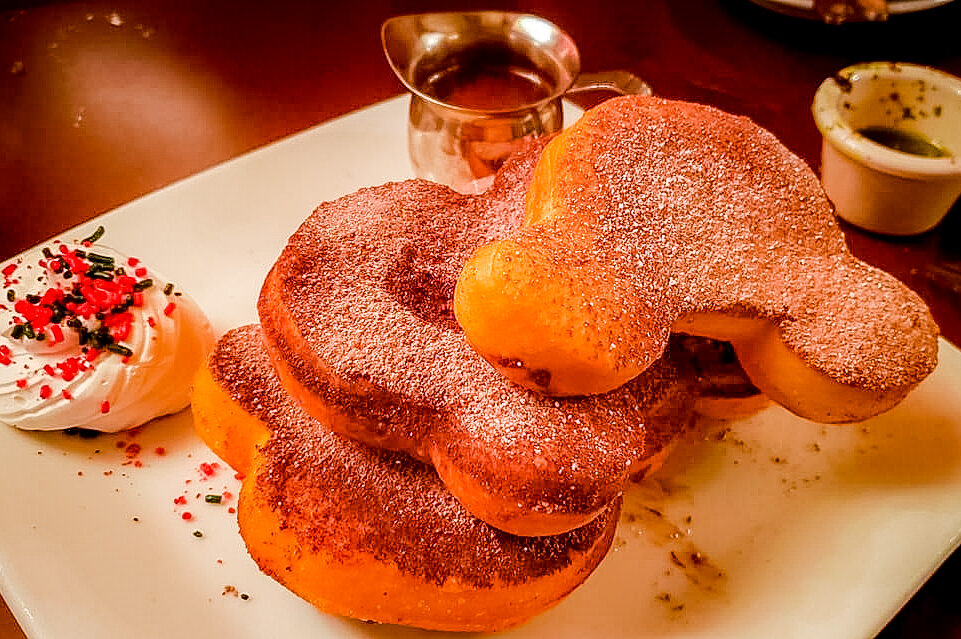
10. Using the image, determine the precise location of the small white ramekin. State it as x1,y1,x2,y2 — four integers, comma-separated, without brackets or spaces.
812,62,961,235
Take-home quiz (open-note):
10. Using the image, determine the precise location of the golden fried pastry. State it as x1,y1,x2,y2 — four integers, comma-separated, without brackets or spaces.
455,95,938,422
257,141,703,536
191,325,619,632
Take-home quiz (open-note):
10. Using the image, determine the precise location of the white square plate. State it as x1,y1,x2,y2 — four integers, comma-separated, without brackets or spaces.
2,96,960,639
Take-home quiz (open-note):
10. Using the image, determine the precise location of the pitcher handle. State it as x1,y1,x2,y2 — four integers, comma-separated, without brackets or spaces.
567,71,652,97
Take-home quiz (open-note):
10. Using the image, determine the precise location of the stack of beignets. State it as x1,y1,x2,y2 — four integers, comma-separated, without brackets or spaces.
193,95,938,631
193,140,709,630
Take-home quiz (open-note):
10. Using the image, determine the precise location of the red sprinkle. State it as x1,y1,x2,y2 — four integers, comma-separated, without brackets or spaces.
39,385,52,399
62,389,73,400
174,495,187,505
155,446,166,456
233,472,245,480
228,507,236,514
58,357,81,381
163,302,176,317
181,511,193,521
0,346,10,366
8,240,150,382
16,379,27,389
199,462,215,477
100,400,111,414
147,316,156,328
40,288,63,306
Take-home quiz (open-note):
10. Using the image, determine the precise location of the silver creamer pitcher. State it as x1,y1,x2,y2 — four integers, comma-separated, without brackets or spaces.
382,11,652,194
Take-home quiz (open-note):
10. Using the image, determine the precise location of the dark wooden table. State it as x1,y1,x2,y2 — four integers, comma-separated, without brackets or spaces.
2,1,959,637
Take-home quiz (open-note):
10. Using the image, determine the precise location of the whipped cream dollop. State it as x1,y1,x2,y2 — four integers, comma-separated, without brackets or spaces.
0,229,214,432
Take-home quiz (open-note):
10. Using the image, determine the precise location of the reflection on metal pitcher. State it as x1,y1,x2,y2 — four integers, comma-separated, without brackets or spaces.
383,11,652,194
